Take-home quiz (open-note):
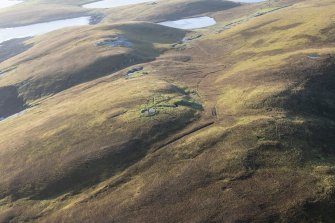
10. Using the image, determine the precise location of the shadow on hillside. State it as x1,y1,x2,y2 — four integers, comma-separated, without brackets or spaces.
281,58,335,120
267,57,335,156
6,110,196,200
0,86,26,118
0,38,33,63
32,139,147,200
18,53,147,101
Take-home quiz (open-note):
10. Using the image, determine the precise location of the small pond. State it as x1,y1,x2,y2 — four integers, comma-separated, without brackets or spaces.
0,0,23,9
0,17,91,44
230,0,265,2
158,16,216,30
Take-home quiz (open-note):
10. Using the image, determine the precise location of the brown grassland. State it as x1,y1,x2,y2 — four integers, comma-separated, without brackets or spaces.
0,0,335,222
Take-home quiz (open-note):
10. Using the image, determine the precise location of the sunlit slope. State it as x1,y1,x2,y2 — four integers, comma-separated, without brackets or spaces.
0,0,240,28
41,0,335,222
102,0,240,24
0,22,186,102
0,2,89,28
205,0,335,122
0,0,335,222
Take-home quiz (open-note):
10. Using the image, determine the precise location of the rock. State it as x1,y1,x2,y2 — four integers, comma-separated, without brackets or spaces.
307,54,321,59
148,108,156,114
127,66,144,76
141,108,157,117
89,14,104,25
96,36,133,48
143,111,149,116
182,34,202,43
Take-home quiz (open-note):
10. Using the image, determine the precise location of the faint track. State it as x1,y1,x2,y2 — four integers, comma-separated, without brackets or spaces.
153,121,215,151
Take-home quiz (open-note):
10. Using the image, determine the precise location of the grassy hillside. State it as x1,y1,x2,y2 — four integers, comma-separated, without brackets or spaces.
0,2,89,28
102,0,240,24
0,0,240,27
0,22,186,104
0,0,335,222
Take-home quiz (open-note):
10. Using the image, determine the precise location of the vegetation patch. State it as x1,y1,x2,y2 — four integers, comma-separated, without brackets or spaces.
139,87,203,118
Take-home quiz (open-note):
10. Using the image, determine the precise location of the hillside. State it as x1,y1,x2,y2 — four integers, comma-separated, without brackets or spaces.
0,0,335,222
0,22,186,102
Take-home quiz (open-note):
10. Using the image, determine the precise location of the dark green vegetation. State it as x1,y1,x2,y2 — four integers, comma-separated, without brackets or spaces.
0,0,335,222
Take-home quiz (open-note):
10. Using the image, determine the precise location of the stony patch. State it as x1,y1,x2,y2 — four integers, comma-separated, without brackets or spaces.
182,34,203,43
307,54,321,59
96,36,133,48
125,66,149,79
141,108,157,117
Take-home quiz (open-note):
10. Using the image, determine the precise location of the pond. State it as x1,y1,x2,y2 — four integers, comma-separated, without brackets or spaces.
230,0,265,2
0,17,91,44
158,16,216,30
0,0,23,9
82,0,155,9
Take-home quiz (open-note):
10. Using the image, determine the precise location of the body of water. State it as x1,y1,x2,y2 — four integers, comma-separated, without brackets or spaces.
83,0,154,9
0,0,23,9
0,17,91,44
158,16,216,30
230,0,265,2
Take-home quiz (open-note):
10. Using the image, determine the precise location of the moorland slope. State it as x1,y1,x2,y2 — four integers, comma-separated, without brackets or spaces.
0,0,335,222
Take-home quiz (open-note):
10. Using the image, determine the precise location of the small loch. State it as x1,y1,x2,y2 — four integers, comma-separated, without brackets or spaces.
0,17,91,44
230,0,265,2
158,16,216,30
0,0,23,9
